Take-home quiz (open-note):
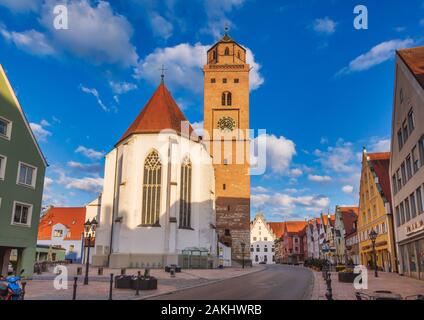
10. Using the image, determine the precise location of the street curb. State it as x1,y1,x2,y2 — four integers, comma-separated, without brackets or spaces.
133,266,267,300
301,267,315,300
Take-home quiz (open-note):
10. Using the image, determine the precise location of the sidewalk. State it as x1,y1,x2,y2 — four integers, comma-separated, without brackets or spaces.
25,264,265,300
311,270,424,300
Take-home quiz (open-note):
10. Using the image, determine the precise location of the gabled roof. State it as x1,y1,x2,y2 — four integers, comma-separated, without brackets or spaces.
207,33,246,53
338,206,359,235
268,222,286,238
0,64,47,167
368,152,392,206
285,221,308,234
397,46,424,90
116,81,197,145
38,207,86,241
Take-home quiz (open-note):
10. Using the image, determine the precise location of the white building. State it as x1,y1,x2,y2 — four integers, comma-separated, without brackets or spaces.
93,81,217,269
250,214,281,264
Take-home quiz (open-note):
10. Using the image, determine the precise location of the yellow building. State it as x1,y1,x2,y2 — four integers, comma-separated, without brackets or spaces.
203,32,251,262
358,149,398,272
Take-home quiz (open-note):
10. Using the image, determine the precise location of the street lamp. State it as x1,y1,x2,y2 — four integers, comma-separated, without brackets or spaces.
83,218,98,285
241,242,246,269
369,229,378,278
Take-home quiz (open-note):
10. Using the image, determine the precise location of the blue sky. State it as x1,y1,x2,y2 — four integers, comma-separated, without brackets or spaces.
1,0,423,221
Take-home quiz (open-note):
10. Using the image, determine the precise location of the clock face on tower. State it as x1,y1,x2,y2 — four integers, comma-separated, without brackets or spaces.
217,116,236,132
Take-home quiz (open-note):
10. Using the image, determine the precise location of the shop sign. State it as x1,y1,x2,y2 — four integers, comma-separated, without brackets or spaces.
406,220,424,236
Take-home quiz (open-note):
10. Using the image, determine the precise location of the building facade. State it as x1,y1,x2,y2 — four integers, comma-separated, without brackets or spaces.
358,150,397,272
37,207,87,263
279,221,308,264
390,47,424,280
250,214,280,264
334,206,359,264
0,65,47,277
345,220,360,265
93,81,217,269
203,33,251,263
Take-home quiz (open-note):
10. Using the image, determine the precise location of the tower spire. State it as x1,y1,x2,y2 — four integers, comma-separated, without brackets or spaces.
160,64,167,83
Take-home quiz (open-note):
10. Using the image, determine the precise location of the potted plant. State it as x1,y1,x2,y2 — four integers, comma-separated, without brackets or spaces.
131,269,158,291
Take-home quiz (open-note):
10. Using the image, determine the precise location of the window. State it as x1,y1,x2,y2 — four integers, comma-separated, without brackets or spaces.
256,246,260,252
250,247,254,252
12,202,32,226
224,47,230,55
410,193,417,219
234,78,239,83
403,121,409,143
420,137,424,167
221,91,232,106
17,162,37,188
253,237,257,241
264,237,267,241
264,246,268,252
408,109,415,134
0,117,11,140
223,184,226,190
54,230,63,237
0,155,6,180
417,187,423,214
401,162,407,186
223,78,227,84
141,150,162,226
412,146,420,174
211,78,216,83
400,202,405,225
255,255,258,262
398,129,403,150
405,199,411,222
392,175,398,194
406,155,413,180
397,169,402,191
225,229,231,236
179,157,192,229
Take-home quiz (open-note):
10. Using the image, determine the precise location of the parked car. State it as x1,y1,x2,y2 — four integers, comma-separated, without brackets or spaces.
259,261,267,265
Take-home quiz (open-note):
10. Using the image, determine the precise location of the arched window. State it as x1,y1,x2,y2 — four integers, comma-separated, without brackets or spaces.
221,91,232,106
224,47,230,55
142,150,162,226
179,157,192,228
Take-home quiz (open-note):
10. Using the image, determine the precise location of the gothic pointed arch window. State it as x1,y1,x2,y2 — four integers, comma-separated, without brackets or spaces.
221,91,232,106
224,47,230,56
142,150,162,226
179,156,192,229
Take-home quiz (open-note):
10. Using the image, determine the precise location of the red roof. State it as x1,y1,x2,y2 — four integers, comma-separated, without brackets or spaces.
268,222,286,238
285,221,308,234
368,152,392,206
117,82,197,145
397,46,424,90
38,207,86,241
338,207,359,235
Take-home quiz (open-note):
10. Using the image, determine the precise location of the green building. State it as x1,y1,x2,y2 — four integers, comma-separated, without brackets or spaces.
0,65,47,277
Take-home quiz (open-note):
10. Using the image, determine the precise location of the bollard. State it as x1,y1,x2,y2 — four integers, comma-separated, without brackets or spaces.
21,281,27,300
121,268,126,275
98,267,103,276
72,277,78,300
77,267,82,275
170,267,176,278
108,273,114,300
135,271,141,296
325,273,333,300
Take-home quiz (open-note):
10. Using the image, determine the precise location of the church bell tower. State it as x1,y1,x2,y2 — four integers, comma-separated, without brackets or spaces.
203,32,251,262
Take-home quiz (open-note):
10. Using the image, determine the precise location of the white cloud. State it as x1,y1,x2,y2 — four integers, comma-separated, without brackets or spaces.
369,138,391,152
314,140,357,173
67,161,102,173
253,133,296,175
0,27,55,56
30,121,52,142
203,0,245,39
338,38,414,75
149,12,173,40
65,176,103,192
44,177,53,189
75,145,105,160
0,0,39,12
134,42,263,92
40,0,139,67
251,186,269,193
80,85,109,112
308,174,332,182
290,168,303,177
252,192,330,213
109,81,138,94
192,121,204,136
313,17,337,35
342,185,354,194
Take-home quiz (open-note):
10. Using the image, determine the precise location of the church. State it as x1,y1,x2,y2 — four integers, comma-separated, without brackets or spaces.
93,33,251,268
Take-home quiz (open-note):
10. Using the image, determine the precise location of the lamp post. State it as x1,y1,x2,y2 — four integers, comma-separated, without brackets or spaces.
241,242,246,269
83,218,98,285
369,229,378,278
